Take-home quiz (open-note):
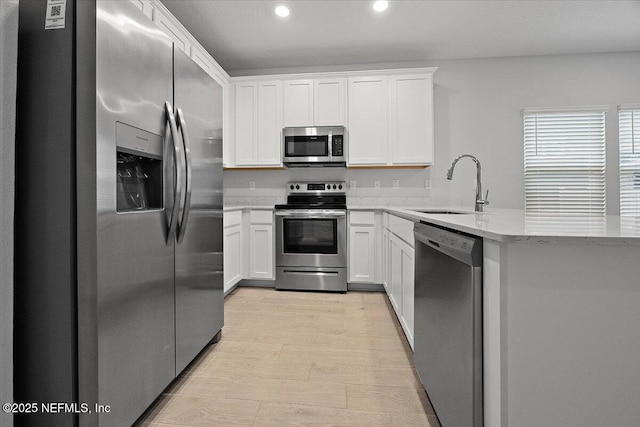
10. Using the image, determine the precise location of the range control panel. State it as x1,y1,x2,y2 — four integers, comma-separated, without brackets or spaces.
287,181,346,194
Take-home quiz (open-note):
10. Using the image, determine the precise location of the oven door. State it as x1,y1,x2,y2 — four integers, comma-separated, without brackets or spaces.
275,210,347,268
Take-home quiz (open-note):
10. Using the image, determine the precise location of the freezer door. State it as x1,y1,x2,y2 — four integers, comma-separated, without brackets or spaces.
96,1,176,426
173,47,224,374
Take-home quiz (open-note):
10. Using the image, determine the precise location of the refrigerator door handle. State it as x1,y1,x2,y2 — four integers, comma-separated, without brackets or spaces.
175,107,192,244
165,101,184,243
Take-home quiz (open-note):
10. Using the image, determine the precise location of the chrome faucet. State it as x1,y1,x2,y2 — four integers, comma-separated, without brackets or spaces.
446,154,489,212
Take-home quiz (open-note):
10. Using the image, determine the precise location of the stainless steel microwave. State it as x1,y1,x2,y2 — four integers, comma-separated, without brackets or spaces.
282,126,346,167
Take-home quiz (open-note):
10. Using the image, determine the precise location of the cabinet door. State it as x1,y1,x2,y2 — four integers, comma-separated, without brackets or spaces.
347,76,388,165
153,7,191,54
382,228,390,293
389,234,402,316
283,80,314,127
390,74,434,165
348,225,376,283
249,224,274,279
314,78,346,126
257,80,283,165
223,225,242,292
234,82,258,165
400,241,415,349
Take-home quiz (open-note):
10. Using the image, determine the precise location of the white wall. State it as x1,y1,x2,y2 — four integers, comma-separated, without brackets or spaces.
0,1,18,425
229,51,640,213
430,52,639,213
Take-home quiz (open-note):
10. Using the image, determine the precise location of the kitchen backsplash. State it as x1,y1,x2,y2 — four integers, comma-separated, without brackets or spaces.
221,186,470,211
223,168,465,208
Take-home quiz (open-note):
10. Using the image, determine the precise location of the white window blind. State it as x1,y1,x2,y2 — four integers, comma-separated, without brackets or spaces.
619,108,640,217
523,109,606,215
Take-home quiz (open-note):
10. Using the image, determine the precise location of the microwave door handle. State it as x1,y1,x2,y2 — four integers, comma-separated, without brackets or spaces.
175,107,192,244
165,101,184,243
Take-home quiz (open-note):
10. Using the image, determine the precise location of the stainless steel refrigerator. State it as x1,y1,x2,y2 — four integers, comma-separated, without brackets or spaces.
14,1,223,426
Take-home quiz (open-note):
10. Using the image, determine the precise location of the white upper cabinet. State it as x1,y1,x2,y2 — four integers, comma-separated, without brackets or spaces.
234,82,258,165
228,68,435,169
314,78,346,126
283,78,346,127
347,76,388,165
348,71,435,166
390,74,434,165
234,80,282,167
283,80,314,127
257,81,283,165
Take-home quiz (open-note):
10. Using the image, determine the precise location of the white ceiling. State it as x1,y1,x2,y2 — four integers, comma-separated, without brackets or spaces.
162,0,640,74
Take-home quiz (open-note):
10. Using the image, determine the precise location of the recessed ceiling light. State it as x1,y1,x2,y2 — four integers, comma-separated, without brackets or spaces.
373,1,389,12
275,5,290,18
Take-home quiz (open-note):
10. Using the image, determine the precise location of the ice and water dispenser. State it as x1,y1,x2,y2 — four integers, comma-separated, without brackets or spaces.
116,122,163,212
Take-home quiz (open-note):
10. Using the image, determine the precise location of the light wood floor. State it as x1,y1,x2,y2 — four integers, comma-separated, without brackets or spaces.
137,287,440,426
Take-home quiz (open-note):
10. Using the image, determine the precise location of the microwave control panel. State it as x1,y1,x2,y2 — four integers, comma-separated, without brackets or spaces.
331,135,344,156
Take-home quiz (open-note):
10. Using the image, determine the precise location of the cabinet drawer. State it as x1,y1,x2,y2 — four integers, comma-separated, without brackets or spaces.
224,210,242,228
249,210,273,224
389,215,414,247
349,211,375,226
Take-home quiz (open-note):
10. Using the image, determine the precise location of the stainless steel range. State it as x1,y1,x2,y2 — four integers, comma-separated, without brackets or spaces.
275,182,347,292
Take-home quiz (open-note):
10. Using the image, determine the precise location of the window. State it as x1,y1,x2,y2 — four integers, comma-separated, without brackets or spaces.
619,107,640,217
523,108,607,215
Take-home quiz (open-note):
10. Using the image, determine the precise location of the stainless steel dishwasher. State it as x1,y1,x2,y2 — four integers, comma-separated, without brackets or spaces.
413,221,483,427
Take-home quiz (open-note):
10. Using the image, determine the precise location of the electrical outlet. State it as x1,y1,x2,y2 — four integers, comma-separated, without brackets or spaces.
392,180,400,189
249,181,255,190
425,179,432,189
374,179,380,189
350,180,356,190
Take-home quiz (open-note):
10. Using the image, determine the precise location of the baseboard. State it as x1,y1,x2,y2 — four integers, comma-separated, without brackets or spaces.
347,282,385,292
238,279,276,288
228,280,383,293
223,282,241,298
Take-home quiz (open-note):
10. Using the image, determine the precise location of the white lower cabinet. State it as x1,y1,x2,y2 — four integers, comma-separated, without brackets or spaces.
248,210,275,280
382,227,390,292
385,214,415,350
389,234,403,313
399,238,415,348
349,226,376,282
223,225,242,292
348,211,377,283
223,211,243,292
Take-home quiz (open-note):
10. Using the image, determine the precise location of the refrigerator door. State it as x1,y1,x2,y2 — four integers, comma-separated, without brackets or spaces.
173,47,224,374
96,2,176,425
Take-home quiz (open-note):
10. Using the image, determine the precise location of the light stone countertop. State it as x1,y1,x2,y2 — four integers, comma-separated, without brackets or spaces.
223,204,640,244
349,206,640,245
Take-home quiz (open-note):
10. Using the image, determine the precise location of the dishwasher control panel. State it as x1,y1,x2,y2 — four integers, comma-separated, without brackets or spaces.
415,221,482,266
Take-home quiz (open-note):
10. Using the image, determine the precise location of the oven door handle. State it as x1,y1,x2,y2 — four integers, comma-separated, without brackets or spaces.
275,211,346,219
